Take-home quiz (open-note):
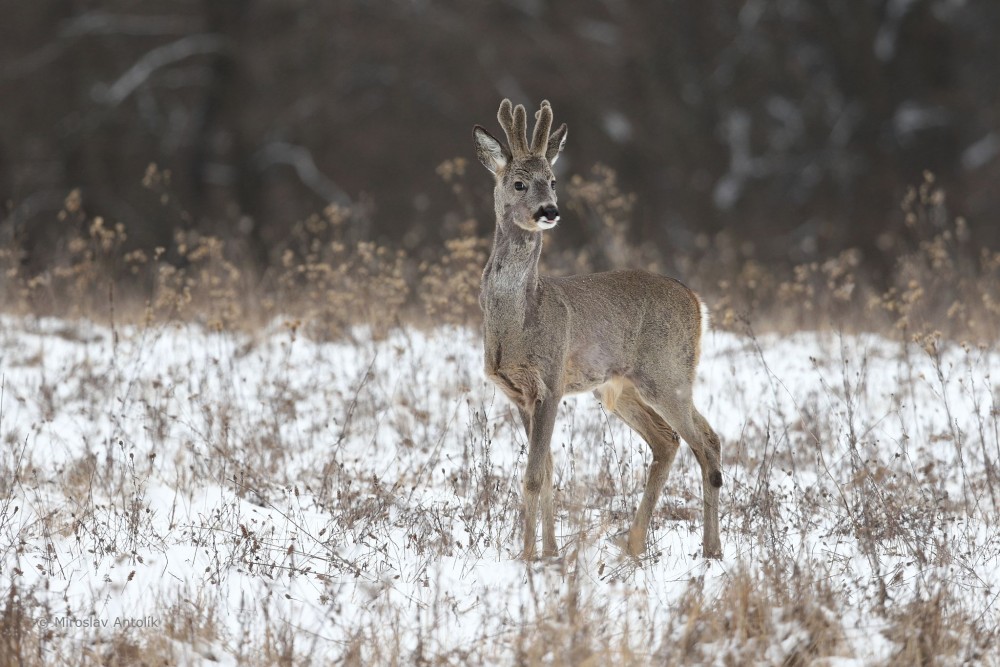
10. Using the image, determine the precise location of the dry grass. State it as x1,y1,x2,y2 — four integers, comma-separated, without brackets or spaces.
3,168,997,346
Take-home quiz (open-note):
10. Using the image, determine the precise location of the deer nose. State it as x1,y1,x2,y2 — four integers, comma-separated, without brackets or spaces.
536,205,560,222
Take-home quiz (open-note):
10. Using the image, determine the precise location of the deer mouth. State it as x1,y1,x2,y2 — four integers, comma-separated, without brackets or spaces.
512,216,559,232
533,205,560,230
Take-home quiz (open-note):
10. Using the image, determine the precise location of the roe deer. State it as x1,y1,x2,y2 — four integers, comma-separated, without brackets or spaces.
473,99,723,560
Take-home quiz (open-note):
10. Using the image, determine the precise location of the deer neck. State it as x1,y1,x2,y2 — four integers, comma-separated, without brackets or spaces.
480,215,543,331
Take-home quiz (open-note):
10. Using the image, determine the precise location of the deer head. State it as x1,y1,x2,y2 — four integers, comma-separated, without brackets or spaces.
473,99,568,232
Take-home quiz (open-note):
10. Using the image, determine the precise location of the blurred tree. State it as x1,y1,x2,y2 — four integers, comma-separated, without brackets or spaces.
0,0,997,272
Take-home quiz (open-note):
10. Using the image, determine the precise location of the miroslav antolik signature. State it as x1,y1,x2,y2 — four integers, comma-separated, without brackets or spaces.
37,615,161,629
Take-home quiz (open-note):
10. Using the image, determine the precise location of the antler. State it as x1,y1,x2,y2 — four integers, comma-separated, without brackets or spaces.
530,100,553,157
497,99,529,157
497,99,553,158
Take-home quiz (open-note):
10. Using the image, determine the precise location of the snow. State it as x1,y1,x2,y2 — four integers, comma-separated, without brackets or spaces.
1,315,998,664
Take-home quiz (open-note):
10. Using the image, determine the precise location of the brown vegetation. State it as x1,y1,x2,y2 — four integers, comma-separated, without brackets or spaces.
2,166,997,347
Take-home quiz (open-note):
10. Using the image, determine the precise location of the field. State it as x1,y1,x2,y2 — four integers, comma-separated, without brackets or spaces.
2,309,998,665
0,171,998,665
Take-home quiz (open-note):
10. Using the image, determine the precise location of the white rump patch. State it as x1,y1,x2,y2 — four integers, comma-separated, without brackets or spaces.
697,296,711,339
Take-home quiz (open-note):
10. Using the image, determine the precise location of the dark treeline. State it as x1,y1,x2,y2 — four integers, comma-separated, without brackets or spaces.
1,0,998,273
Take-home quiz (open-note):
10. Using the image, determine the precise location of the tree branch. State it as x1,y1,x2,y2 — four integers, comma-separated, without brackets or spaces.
1,12,202,81
255,142,352,206
92,34,228,107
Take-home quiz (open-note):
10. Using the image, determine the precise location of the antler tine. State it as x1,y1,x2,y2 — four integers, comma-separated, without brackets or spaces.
530,100,553,156
497,99,529,157
511,104,529,156
497,98,514,138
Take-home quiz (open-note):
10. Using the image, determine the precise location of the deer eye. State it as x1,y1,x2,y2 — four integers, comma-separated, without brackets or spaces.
550,180,556,191
514,181,526,191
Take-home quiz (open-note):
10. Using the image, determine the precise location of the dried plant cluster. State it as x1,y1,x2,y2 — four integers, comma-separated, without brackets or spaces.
680,171,1000,342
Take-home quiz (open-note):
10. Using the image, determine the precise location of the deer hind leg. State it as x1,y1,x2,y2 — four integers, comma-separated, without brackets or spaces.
605,384,681,556
633,383,723,560
691,408,722,559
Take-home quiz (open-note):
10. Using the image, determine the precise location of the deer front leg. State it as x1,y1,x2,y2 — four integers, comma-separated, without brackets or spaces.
523,396,559,559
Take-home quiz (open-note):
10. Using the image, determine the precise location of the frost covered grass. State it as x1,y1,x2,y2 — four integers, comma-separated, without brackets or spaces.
1,314,998,665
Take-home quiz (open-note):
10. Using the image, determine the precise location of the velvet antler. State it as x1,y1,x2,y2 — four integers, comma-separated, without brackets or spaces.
497,99,530,157
494,99,565,164
530,101,553,156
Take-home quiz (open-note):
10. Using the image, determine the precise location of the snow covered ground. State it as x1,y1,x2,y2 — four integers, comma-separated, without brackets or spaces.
1,315,998,664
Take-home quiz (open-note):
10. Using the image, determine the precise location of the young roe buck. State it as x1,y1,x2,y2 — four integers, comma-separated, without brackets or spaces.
473,99,723,560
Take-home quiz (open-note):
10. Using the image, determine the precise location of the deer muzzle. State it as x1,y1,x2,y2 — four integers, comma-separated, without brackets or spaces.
535,205,560,229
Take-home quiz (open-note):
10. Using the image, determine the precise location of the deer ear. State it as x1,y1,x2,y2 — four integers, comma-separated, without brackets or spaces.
474,125,510,174
546,123,567,165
